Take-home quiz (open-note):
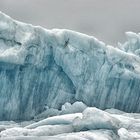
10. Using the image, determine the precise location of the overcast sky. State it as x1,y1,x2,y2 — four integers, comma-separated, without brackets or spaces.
0,0,140,45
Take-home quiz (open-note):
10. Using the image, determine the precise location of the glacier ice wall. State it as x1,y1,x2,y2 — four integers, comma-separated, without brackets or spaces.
0,12,140,120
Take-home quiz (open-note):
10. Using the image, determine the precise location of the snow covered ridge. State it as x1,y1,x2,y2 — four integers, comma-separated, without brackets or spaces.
0,11,140,120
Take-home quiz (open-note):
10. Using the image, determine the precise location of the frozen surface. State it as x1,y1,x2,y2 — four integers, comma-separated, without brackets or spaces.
0,12,140,120
0,106,140,140
0,11,140,139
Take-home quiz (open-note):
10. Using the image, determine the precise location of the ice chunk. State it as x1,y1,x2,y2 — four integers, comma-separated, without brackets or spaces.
26,113,82,129
73,107,121,131
118,128,140,140
33,106,60,120
0,107,140,139
0,125,73,137
34,102,87,120
60,102,87,115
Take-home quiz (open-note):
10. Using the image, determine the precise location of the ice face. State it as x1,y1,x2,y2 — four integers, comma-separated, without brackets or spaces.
0,12,140,120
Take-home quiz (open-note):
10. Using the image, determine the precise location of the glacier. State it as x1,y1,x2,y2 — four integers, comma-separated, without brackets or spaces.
0,11,140,139
0,12,140,121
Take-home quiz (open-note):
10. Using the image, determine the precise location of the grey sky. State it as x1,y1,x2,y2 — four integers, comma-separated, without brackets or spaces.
0,0,140,45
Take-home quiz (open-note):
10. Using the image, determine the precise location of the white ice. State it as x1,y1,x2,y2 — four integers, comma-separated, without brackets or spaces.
0,12,140,140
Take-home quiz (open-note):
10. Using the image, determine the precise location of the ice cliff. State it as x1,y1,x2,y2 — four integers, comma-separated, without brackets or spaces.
0,12,140,120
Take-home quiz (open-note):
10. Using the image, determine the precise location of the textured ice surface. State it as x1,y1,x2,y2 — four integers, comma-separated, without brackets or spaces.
0,106,140,140
0,12,140,121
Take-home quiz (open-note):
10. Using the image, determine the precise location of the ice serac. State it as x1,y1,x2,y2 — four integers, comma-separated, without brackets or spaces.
0,12,140,120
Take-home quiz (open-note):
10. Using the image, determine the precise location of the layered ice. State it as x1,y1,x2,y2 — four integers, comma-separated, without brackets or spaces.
0,11,140,121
